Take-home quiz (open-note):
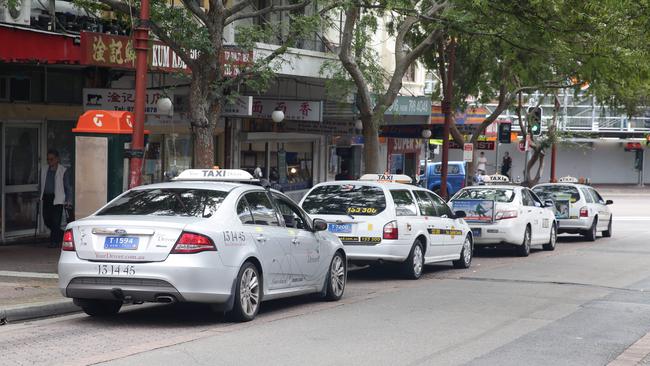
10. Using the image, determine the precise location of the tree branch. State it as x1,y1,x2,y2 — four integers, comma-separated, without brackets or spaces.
180,0,209,25
226,0,311,25
338,5,373,117
224,0,256,18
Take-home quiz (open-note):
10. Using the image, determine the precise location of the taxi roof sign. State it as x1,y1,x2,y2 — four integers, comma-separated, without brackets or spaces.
482,174,510,184
173,169,257,182
558,176,579,183
359,173,413,184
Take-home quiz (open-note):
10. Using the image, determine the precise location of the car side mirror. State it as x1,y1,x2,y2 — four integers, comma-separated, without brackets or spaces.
544,199,555,208
454,210,467,219
606,200,614,205
313,218,328,232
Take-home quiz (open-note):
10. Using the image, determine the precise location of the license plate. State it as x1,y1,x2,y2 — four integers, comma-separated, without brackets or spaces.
471,228,482,237
104,236,139,250
328,224,352,233
97,264,135,276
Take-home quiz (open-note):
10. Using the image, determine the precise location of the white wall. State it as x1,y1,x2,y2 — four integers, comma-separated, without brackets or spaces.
431,139,650,184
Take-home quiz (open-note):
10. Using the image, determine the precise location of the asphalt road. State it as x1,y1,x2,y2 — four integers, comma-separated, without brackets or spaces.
1,194,649,366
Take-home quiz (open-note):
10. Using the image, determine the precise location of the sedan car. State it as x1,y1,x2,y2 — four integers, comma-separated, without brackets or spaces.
300,173,473,280
450,180,557,256
533,178,613,241
58,169,347,322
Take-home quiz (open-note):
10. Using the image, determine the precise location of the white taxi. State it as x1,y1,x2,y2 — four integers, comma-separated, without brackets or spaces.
58,169,346,322
300,174,473,279
533,176,613,241
449,175,557,256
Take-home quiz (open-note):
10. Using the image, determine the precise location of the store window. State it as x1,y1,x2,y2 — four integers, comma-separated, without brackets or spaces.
240,140,313,191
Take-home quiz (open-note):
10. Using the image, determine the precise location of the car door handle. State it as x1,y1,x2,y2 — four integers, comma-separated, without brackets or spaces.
255,235,267,242
292,238,300,245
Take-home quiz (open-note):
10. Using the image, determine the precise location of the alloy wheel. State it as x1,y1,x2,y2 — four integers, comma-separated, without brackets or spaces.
330,255,346,297
239,267,259,317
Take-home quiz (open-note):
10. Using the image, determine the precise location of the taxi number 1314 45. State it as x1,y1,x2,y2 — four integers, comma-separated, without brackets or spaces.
97,264,136,276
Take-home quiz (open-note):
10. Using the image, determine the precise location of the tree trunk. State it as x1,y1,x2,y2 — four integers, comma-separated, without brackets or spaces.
189,75,215,168
361,113,382,174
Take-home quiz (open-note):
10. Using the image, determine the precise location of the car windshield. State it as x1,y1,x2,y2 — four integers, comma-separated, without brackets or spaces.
454,188,515,202
533,185,580,203
97,188,229,218
302,184,386,216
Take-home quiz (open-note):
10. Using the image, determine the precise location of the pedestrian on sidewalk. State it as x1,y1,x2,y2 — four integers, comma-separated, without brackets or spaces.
501,151,512,178
40,149,72,248
477,151,488,175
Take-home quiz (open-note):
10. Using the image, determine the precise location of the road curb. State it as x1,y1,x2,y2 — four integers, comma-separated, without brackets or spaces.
0,299,80,325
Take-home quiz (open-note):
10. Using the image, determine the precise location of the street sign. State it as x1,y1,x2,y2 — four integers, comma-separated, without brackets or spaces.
463,143,474,162
518,140,526,152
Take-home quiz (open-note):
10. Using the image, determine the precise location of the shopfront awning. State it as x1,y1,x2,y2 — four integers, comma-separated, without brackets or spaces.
0,24,81,64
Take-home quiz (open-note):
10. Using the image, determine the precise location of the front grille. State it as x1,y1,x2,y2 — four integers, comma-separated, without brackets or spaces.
70,277,174,288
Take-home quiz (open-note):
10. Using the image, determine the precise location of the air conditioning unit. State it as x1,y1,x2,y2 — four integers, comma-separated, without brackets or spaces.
0,0,31,26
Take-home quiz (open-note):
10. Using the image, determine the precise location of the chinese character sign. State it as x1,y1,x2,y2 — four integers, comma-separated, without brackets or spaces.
250,100,323,122
83,88,172,115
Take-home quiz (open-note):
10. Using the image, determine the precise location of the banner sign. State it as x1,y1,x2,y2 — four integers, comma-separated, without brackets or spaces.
451,199,495,223
80,32,252,75
83,88,172,115
251,99,323,122
450,140,495,150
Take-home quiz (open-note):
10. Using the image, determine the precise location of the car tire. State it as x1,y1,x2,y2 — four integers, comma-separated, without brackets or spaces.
77,299,122,317
584,217,598,242
231,262,261,322
403,240,425,280
324,252,346,301
517,226,531,257
453,235,473,269
603,217,613,238
543,223,557,251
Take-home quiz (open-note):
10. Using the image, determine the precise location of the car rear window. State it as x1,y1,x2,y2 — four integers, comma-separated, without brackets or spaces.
302,184,386,216
434,164,461,174
97,188,228,218
390,190,418,216
454,188,515,203
533,185,580,203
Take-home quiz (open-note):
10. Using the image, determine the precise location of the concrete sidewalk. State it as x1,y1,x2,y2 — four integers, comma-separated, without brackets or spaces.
0,243,79,324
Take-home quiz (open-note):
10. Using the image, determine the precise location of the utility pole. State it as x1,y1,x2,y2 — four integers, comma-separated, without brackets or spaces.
440,38,456,200
128,0,150,188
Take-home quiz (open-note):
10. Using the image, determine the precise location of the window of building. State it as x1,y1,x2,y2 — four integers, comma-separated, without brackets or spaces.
403,64,416,82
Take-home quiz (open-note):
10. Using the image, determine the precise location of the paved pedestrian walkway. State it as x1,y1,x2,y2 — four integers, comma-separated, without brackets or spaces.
0,243,78,323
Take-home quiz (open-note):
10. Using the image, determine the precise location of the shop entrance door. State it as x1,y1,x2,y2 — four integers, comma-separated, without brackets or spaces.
3,124,41,237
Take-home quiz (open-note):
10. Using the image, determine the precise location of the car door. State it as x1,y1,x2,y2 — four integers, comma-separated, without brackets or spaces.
273,194,322,286
530,189,553,239
412,190,446,258
429,192,463,257
523,189,545,242
240,191,292,290
520,189,540,241
588,188,611,230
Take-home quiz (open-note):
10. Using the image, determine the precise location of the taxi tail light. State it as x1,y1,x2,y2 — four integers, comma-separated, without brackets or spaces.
495,210,518,220
171,232,216,254
383,221,399,240
62,229,75,251
579,206,589,218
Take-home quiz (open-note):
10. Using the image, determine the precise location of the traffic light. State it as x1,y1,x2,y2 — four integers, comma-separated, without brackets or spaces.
527,107,542,136
498,122,512,143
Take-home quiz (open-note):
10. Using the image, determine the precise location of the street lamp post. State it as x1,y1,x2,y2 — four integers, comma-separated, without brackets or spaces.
128,0,150,189
421,129,432,189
